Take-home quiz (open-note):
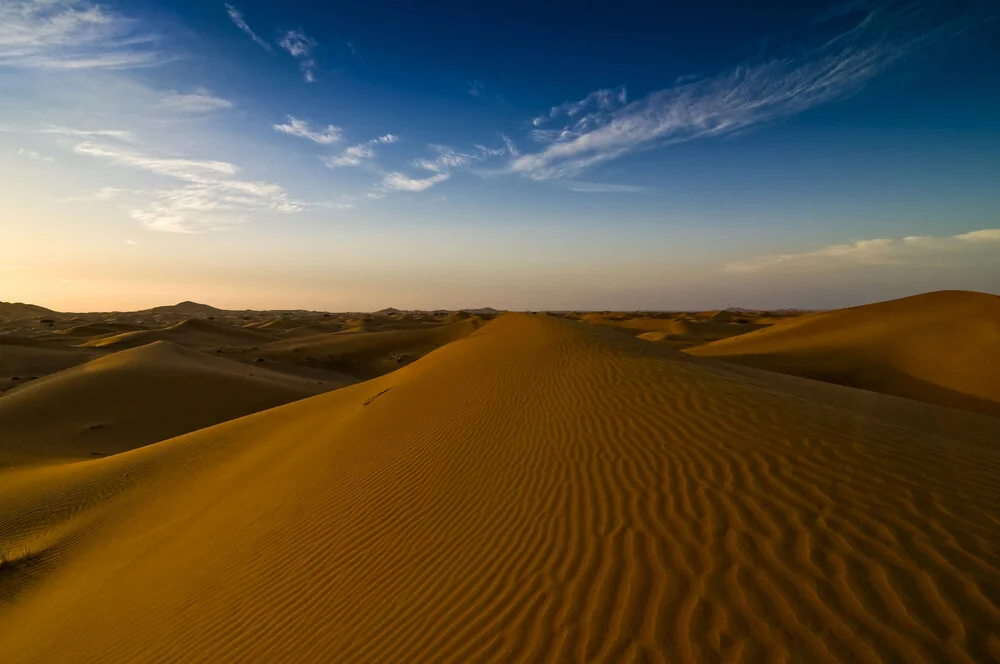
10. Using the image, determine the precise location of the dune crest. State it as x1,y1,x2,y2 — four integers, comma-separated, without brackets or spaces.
82,317,274,350
1,313,998,663
688,290,1000,417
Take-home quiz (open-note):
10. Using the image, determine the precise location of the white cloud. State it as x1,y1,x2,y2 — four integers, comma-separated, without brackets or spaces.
94,186,124,199
956,229,1000,242
415,146,474,173
0,0,161,70
273,116,341,144
40,126,136,142
225,4,271,51
159,89,233,113
531,86,627,129
73,141,303,232
565,181,645,193
512,4,974,180
377,139,515,195
723,229,1000,273
501,134,519,158
278,30,317,82
383,172,449,192
17,147,54,162
322,133,398,168
125,239,138,245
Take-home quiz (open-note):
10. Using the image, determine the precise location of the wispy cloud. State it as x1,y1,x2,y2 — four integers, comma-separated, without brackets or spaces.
379,139,518,194
0,0,161,70
512,3,978,180
40,127,137,143
531,86,627,131
159,89,233,113
60,185,127,203
273,116,341,144
565,181,646,193
74,141,303,232
225,4,271,51
125,239,138,245
723,228,1000,273
466,79,504,102
382,172,450,193
323,134,397,168
278,30,317,82
17,147,55,162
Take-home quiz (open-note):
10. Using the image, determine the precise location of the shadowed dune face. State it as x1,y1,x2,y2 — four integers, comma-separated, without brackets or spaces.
0,336,104,392
1,313,998,664
0,341,345,466
82,318,276,350
689,290,1000,417
228,317,485,379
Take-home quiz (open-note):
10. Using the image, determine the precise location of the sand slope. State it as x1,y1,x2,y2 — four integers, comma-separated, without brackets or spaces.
0,341,334,466
82,317,274,350
2,314,999,663
0,302,57,319
689,290,1000,417
0,336,103,391
239,317,484,378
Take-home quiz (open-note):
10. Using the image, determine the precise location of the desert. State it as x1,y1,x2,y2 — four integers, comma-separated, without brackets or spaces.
1,291,999,663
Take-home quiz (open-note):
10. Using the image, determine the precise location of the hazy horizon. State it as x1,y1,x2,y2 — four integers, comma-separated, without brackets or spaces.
2,0,999,312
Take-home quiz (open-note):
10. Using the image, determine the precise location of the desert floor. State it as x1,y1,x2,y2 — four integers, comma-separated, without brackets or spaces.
1,292,998,663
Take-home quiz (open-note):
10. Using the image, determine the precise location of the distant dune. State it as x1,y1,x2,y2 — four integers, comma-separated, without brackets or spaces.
689,290,1000,417
0,341,339,466
0,335,102,390
0,302,57,319
82,317,274,350
238,317,484,379
147,300,224,316
1,312,998,663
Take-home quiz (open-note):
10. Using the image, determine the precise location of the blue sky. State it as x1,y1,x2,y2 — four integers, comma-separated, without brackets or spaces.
1,0,998,311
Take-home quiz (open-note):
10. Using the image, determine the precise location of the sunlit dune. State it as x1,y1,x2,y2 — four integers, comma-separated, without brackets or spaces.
1,311,998,663
688,290,1000,417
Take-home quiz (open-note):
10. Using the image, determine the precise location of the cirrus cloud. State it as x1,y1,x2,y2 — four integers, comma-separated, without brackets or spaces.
0,0,162,70
722,228,1000,273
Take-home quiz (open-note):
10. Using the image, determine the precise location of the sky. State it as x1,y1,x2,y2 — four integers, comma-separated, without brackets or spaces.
1,0,998,312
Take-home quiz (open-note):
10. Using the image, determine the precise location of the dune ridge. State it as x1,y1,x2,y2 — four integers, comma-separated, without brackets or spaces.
1,313,998,663
82,317,274,350
689,290,1000,417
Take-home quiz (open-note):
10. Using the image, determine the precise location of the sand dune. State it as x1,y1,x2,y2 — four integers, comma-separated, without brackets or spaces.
82,317,274,350
0,302,57,320
55,321,147,339
583,314,768,347
689,290,1000,417
0,341,337,466
2,313,998,663
233,317,484,378
0,335,103,392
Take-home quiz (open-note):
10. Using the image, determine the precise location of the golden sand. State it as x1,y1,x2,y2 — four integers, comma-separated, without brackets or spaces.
2,310,998,663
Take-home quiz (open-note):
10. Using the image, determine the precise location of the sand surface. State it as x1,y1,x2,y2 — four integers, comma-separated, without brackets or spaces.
82,317,276,350
689,290,1000,417
2,311,999,663
0,341,343,467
